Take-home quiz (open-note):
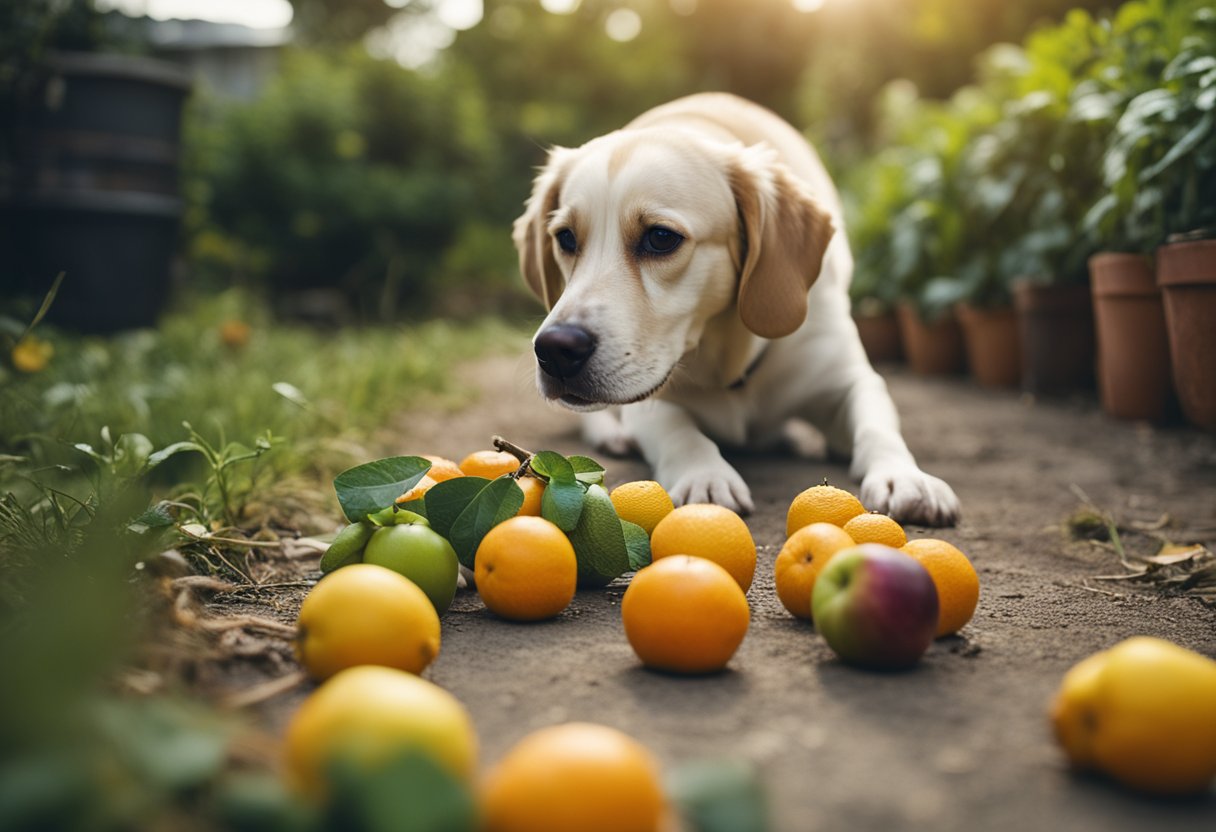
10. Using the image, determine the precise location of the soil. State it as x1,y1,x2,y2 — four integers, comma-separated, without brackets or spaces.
215,354,1216,831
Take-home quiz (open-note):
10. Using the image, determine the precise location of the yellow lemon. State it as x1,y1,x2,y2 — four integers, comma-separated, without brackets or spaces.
1051,636,1216,795
283,665,477,796
295,563,440,680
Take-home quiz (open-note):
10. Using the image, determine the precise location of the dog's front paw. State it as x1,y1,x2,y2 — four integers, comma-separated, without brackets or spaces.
860,465,960,527
664,463,754,515
581,410,637,457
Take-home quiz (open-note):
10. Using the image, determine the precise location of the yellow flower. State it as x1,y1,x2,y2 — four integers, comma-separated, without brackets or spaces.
11,335,54,373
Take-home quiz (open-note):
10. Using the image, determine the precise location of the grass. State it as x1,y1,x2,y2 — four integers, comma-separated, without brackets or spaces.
1,290,529,527
0,291,529,830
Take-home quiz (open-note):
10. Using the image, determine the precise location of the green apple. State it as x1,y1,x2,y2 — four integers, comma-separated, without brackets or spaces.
363,524,459,615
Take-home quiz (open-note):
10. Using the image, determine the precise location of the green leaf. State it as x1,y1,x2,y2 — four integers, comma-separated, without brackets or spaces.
19,272,64,343
541,477,585,531
528,450,570,480
320,521,376,574
323,750,477,832
531,451,585,530
569,455,606,485
449,477,524,568
113,433,154,478
424,476,491,541
567,484,629,588
667,759,769,832
146,441,207,470
621,520,651,571
131,501,176,531
1141,112,1215,182
333,456,432,522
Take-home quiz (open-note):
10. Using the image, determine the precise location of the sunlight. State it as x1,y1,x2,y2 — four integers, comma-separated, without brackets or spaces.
540,0,582,14
95,0,293,29
436,0,484,30
605,8,643,42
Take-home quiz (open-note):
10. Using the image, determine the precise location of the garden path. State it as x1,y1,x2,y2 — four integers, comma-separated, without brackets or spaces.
274,352,1216,831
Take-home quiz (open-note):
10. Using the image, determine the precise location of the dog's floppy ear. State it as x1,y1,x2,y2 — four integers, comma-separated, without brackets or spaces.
729,145,836,339
513,147,573,310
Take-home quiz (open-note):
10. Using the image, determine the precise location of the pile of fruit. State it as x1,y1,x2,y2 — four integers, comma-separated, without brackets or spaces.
284,440,1216,827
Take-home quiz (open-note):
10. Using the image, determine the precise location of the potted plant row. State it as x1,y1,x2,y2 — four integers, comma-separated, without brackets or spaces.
847,0,1215,433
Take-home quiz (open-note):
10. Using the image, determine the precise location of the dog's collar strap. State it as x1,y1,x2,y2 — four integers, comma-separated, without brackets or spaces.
728,344,770,390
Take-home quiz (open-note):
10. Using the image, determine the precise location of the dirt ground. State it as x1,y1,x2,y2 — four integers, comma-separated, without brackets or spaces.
248,352,1216,831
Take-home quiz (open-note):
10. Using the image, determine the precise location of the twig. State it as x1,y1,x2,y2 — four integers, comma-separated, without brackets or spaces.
179,528,283,549
212,547,256,585
221,671,307,710
492,435,534,464
171,575,240,593
197,615,297,638
228,580,317,593
1074,583,1127,598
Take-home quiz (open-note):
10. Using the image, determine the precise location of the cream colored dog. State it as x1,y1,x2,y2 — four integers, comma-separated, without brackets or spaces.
513,93,959,526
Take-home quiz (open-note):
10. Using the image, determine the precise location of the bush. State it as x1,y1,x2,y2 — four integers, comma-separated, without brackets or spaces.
186,48,504,317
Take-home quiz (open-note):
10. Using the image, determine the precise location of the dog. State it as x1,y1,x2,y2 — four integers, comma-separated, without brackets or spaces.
512,93,959,526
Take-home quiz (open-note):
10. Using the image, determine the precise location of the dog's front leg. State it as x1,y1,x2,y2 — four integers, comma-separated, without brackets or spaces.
621,399,754,514
827,369,960,526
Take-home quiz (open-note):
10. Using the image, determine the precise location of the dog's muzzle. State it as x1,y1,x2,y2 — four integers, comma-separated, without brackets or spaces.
534,324,597,380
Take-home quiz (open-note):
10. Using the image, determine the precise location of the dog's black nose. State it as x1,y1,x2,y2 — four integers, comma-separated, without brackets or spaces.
534,325,596,379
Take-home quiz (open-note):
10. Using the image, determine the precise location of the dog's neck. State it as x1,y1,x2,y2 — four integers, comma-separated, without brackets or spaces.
681,307,768,390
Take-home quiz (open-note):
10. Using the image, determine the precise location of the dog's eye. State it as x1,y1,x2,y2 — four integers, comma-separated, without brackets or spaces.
555,229,578,254
641,226,683,255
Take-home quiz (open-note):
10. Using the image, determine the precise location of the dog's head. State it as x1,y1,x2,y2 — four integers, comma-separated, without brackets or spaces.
513,128,834,411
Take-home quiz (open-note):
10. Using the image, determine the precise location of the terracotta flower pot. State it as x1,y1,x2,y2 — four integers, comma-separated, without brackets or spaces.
955,302,1022,388
897,302,966,376
1157,238,1216,431
853,309,903,364
1089,253,1173,422
1012,281,1095,395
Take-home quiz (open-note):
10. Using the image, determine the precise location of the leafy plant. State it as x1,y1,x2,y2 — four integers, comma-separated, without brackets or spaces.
325,438,642,586
1091,0,1216,249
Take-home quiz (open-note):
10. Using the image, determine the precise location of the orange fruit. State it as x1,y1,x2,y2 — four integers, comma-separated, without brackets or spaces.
516,476,545,517
901,538,980,637
475,516,577,621
842,512,907,548
649,503,756,591
787,482,865,536
481,722,666,832
621,555,750,674
459,450,520,479
773,522,856,620
396,473,438,504
609,481,674,535
284,666,477,796
421,454,465,482
295,563,440,680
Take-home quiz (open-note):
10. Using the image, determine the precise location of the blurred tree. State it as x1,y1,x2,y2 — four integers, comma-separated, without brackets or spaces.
190,47,501,316
799,0,1115,165
673,0,817,120
288,0,434,45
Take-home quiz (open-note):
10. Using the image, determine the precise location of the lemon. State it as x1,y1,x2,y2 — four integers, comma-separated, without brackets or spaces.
1051,636,1216,795
296,563,440,680
283,665,477,796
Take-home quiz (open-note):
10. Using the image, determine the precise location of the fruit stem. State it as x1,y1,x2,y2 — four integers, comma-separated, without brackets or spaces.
491,435,534,478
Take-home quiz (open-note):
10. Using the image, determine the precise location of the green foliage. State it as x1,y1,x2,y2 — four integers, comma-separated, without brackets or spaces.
186,48,500,314
1089,0,1216,249
330,444,631,583
847,0,1216,313
1,291,525,508
333,456,432,522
